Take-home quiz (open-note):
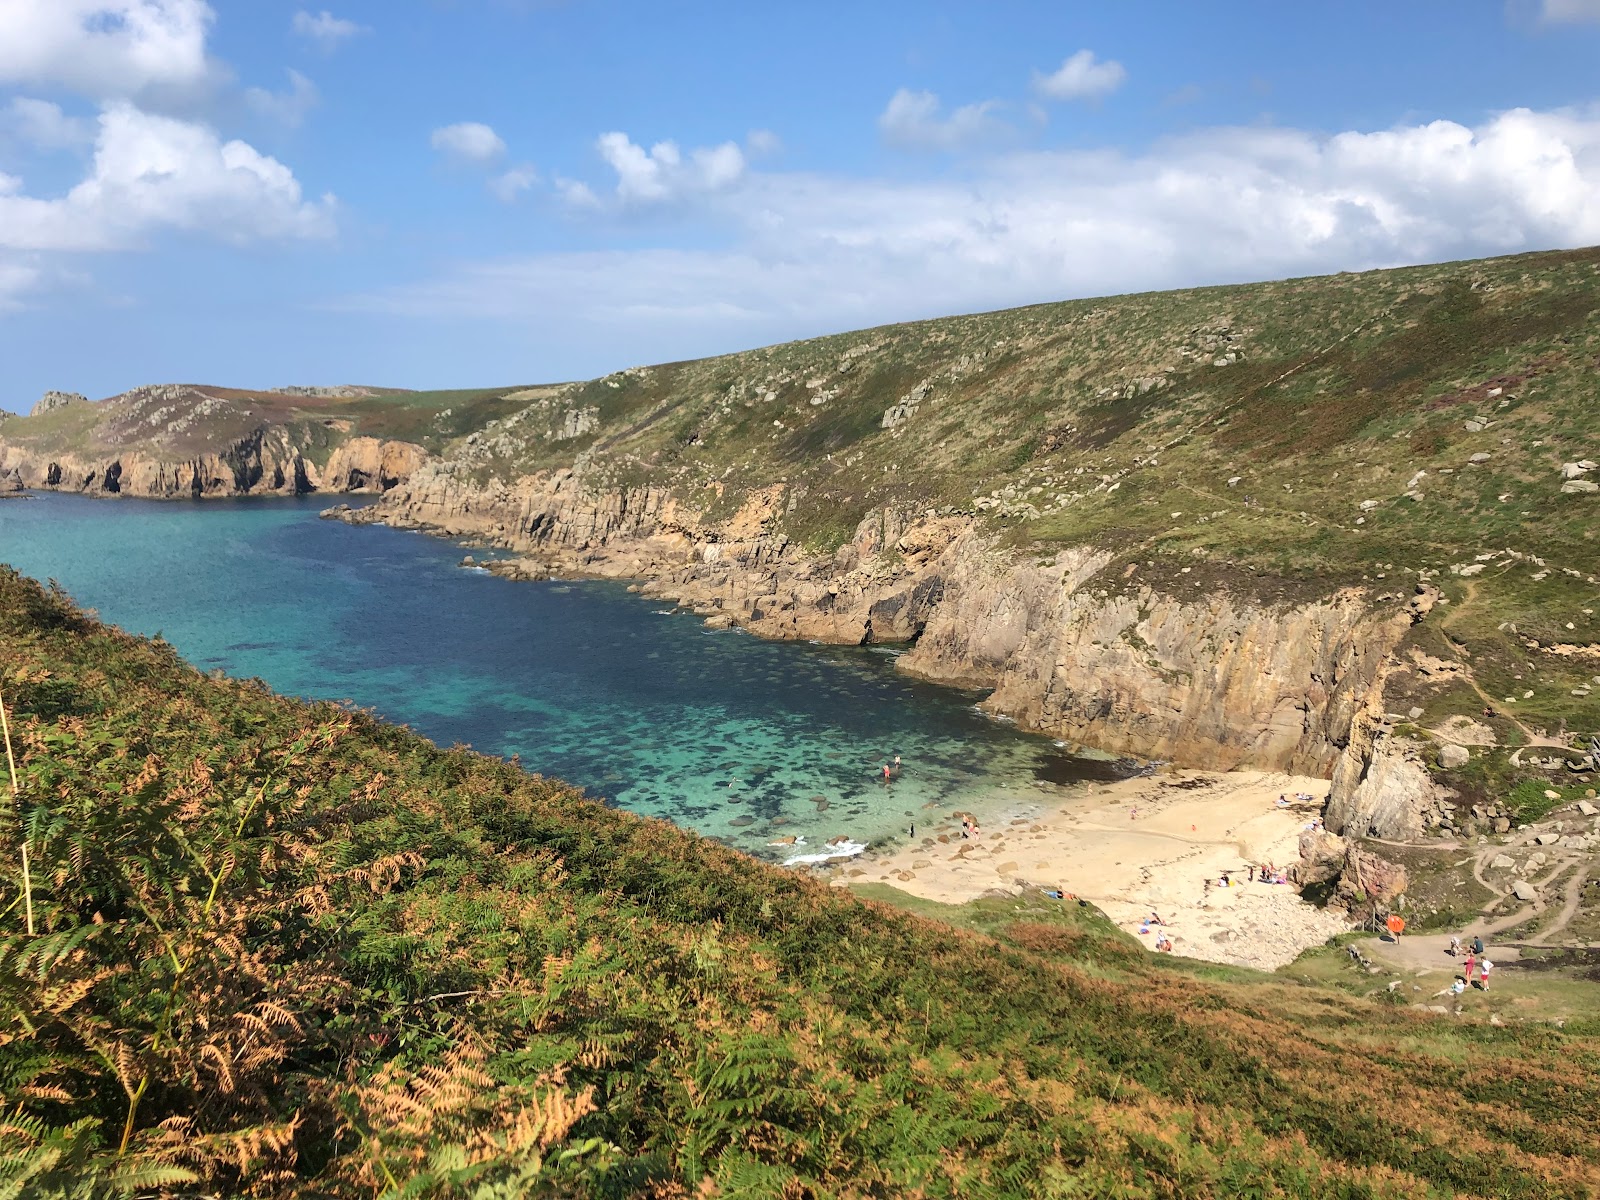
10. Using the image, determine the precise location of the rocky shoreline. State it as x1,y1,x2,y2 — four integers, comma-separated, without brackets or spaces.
321,459,1436,822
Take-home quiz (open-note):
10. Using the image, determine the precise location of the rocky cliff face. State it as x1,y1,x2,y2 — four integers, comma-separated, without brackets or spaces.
331,463,1422,775
321,437,430,493
0,427,428,500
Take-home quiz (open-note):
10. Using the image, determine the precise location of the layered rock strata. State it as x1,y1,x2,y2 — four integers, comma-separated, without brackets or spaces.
329,462,1423,777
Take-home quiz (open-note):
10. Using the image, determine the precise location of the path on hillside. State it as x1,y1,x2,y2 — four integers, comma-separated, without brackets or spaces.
1433,579,1571,747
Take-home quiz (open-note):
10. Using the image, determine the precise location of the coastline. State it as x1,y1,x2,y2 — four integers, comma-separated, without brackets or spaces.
844,768,1350,971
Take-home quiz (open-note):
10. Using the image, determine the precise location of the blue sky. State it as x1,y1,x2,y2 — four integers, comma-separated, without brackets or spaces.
1,1,1599,409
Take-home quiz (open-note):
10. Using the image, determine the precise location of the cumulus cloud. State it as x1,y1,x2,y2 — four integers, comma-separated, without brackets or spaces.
1541,0,1600,20
878,89,1009,151
1,98,95,150
0,102,334,254
245,69,319,128
1033,50,1127,101
291,9,367,49
489,163,538,203
592,132,745,203
0,0,214,98
431,121,506,165
345,106,1600,349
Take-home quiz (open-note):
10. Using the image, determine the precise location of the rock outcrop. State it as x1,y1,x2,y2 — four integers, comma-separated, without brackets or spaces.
321,438,430,493
29,391,86,417
1290,830,1409,913
329,462,1419,774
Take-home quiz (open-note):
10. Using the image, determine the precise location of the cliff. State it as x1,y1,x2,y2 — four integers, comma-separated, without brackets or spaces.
0,384,435,499
330,462,1422,775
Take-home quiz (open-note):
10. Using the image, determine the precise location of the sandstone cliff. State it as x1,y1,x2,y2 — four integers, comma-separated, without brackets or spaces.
330,461,1422,775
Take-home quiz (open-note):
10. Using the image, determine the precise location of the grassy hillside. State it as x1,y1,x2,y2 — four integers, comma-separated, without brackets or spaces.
433,247,1599,747
2,567,1599,1197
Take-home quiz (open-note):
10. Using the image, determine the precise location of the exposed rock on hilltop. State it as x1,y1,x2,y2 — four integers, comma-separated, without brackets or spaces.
29,390,86,416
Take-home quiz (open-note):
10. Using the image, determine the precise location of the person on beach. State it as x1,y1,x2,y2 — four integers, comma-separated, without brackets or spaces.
1472,934,1484,957
882,762,892,781
1478,959,1493,990
1386,914,1405,941
1448,935,1461,958
893,754,902,772
961,817,972,839
1463,951,1476,983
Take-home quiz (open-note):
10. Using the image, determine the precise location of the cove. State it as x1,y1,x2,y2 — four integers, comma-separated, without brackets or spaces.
0,492,1132,861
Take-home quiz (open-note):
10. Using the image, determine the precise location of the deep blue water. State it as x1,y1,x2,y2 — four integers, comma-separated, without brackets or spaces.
0,492,1124,861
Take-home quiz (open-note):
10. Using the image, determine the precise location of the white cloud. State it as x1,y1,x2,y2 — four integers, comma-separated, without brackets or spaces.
0,0,214,98
746,128,782,157
0,102,334,254
245,69,319,128
489,163,538,202
1541,0,1600,20
1033,50,1127,102
431,121,506,165
878,88,1008,151
1,98,95,150
0,258,43,313
592,132,746,203
291,9,367,50
345,106,1600,350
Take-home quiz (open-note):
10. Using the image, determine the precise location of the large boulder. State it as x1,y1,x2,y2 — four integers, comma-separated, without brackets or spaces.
1291,832,1409,914
1438,742,1469,770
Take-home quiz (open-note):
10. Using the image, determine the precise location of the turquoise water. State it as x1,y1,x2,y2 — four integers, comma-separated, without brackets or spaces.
0,492,1131,862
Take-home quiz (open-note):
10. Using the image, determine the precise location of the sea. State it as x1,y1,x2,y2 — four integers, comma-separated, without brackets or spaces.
0,492,1135,864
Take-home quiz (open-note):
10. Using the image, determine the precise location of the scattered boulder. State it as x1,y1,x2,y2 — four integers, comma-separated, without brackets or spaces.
1535,833,1560,846
1561,479,1599,494
1560,462,1592,479
1492,817,1511,834
1490,854,1514,870
1512,880,1538,902
1438,743,1469,770
1578,800,1599,817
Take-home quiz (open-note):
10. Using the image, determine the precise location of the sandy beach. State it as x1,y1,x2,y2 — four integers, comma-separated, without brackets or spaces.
843,769,1351,971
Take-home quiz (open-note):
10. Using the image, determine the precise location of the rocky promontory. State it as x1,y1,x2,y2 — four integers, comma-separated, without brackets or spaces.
0,384,433,499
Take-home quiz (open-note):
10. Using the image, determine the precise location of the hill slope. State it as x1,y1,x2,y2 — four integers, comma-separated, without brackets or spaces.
2,567,1599,1197
325,247,1599,824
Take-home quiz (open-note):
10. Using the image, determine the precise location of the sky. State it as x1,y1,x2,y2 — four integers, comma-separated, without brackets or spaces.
1,1,1599,409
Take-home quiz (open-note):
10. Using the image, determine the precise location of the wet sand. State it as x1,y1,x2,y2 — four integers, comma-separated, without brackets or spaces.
842,769,1351,971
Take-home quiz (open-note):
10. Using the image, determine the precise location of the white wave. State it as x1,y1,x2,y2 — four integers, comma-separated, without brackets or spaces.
784,839,868,866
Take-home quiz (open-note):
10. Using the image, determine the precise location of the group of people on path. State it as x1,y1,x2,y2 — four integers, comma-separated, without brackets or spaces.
1449,933,1494,990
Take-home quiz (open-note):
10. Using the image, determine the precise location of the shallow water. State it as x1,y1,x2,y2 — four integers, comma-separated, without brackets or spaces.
0,492,1132,861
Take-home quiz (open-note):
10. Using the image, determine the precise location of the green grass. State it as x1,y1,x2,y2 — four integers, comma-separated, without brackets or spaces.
4,568,1600,1197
